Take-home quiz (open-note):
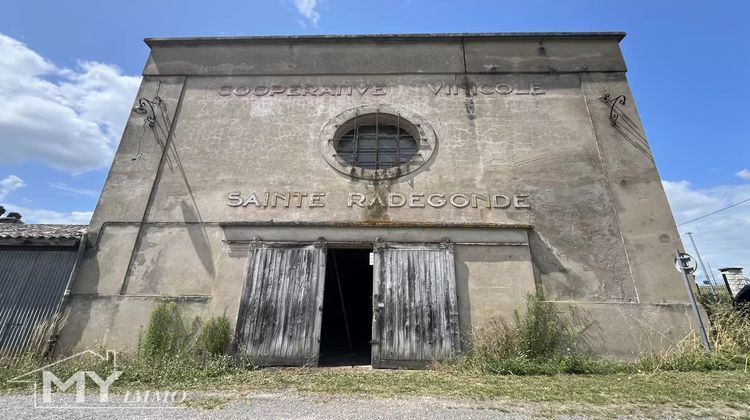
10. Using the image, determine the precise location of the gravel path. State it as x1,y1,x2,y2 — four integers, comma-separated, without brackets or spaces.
0,391,745,419
0,392,523,419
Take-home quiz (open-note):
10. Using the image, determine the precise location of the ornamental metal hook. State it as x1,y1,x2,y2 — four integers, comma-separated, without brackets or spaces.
132,96,162,127
602,93,627,126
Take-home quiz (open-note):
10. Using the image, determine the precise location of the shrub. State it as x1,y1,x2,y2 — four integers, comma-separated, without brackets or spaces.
454,294,603,374
199,314,232,356
515,293,589,358
139,302,234,361
454,290,750,376
140,302,188,359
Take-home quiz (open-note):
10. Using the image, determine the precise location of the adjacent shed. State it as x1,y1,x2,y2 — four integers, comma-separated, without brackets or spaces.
0,220,87,357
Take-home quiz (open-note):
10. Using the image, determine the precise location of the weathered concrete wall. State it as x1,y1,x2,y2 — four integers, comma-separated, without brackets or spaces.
122,225,224,296
455,243,536,342
553,302,698,359
142,33,626,76
579,72,687,304
89,76,185,236
59,295,210,354
141,71,642,303
60,33,697,358
72,225,140,295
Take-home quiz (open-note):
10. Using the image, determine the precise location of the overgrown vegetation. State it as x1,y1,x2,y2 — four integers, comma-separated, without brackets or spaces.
0,311,69,376
140,302,188,358
708,301,750,354
1,302,244,390
450,293,750,375
638,297,750,372
138,302,233,361
198,315,232,357
121,302,251,384
104,302,245,386
1,293,748,400
450,294,620,375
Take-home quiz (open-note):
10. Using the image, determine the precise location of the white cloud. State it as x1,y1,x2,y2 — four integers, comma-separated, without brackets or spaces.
1,175,92,224
4,204,92,224
0,34,141,173
293,0,321,26
0,175,25,201
49,182,100,198
736,169,750,181
663,180,750,280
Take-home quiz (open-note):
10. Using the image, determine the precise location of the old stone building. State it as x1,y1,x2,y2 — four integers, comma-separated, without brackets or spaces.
59,32,699,366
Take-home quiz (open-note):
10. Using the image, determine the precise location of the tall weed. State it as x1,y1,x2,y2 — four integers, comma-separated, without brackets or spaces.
455,294,606,374
139,301,233,361
199,314,232,356
140,302,189,359
636,300,750,372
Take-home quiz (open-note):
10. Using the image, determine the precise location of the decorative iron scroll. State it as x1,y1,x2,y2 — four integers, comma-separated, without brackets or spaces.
600,93,654,162
132,96,163,128
602,93,627,126
129,80,171,161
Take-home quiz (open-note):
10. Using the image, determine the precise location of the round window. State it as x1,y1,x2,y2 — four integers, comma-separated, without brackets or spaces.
319,105,437,180
335,115,418,170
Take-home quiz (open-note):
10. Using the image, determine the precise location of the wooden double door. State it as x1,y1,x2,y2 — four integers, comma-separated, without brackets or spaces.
234,240,460,368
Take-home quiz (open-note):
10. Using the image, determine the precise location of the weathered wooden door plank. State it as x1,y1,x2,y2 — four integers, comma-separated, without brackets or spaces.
235,242,327,366
373,241,460,369
371,249,383,368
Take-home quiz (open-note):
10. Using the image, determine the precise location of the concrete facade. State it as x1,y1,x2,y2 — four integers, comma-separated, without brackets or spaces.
60,33,698,360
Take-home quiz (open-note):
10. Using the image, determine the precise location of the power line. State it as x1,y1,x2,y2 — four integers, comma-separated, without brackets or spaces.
678,196,750,226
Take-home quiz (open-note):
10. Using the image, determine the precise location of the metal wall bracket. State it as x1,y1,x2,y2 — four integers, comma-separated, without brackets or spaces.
132,96,163,127
601,93,627,126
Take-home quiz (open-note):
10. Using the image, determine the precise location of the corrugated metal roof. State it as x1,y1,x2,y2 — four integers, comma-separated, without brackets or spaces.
0,224,87,240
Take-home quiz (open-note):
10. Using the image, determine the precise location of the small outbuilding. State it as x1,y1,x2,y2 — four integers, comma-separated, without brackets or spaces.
719,267,749,301
0,215,86,357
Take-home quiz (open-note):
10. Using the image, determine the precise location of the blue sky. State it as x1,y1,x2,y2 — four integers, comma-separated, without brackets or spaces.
0,0,748,279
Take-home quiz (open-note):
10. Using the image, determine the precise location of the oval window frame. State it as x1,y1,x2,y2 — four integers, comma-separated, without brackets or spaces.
319,104,437,181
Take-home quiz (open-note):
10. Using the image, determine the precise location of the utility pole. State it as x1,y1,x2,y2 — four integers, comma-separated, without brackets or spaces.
686,232,716,295
706,261,719,285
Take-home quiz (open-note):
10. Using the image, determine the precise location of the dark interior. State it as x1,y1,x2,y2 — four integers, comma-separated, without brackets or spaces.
319,248,373,366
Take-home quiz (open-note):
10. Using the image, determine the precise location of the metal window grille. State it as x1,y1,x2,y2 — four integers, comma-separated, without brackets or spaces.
335,114,418,170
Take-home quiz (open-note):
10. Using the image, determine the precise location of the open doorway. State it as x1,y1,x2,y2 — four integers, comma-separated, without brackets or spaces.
319,248,373,366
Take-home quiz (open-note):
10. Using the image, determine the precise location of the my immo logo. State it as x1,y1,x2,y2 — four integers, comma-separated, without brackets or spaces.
8,350,187,409
42,369,121,404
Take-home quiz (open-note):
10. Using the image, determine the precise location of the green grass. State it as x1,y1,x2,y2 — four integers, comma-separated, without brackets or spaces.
213,369,750,404
3,362,748,406
87,369,750,405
